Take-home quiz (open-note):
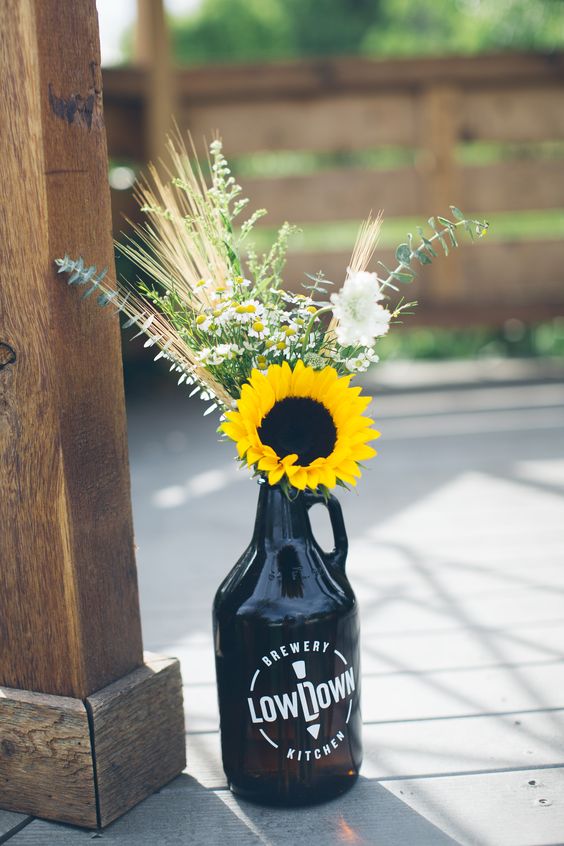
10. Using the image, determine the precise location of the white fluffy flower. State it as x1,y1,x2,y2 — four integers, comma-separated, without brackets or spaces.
330,270,391,346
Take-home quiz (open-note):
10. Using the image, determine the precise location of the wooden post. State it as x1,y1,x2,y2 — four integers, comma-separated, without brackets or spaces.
0,0,185,828
135,0,174,162
418,84,462,302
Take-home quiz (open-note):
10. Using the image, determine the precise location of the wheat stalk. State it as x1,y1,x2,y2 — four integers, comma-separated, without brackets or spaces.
347,211,383,276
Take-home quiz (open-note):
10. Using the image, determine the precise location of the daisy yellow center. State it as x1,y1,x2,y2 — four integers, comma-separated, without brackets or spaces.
258,397,337,465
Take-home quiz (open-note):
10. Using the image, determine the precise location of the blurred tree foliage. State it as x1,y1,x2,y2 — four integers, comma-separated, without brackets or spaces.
167,0,564,65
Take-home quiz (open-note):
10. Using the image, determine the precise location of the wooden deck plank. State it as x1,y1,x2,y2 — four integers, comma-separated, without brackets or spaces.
8,775,461,845
182,658,564,733
169,617,564,690
382,767,564,846
0,811,31,841
12,765,564,846
183,710,564,789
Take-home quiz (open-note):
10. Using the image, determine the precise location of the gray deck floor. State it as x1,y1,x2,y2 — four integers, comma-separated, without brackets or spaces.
3,365,564,845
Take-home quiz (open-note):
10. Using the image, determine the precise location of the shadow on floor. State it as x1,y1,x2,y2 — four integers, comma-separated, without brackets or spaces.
10,775,463,846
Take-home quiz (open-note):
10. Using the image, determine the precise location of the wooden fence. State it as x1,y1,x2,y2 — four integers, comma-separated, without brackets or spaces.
102,52,564,325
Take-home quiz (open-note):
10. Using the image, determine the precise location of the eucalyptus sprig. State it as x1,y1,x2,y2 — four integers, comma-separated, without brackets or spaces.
378,207,489,289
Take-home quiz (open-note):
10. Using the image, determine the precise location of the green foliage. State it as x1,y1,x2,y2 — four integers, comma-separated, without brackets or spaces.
55,256,113,305
162,0,564,66
379,207,488,301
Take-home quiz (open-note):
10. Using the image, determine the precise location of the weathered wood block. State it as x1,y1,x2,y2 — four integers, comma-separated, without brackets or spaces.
0,654,186,829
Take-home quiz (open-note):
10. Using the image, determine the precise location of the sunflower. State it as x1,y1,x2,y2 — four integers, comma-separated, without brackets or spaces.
220,361,380,491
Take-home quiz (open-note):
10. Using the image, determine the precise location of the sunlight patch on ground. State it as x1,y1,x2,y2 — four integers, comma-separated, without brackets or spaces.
152,464,249,508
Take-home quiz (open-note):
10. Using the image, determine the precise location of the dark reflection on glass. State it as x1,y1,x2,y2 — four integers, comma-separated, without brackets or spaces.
278,544,304,598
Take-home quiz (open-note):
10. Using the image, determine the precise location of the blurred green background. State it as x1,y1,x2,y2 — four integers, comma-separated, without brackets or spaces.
152,0,564,65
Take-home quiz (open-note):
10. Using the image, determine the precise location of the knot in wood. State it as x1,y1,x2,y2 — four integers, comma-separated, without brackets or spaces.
0,342,16,370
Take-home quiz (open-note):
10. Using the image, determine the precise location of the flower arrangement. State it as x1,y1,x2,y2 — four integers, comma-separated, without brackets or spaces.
56,135,487,498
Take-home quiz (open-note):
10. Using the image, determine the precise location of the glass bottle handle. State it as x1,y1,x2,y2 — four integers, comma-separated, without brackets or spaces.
304,490,348,572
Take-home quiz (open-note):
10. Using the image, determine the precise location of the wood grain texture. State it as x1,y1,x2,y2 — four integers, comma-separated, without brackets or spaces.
0,687,97,827
0,0,143,697
86,654,186,827
0,656,185,829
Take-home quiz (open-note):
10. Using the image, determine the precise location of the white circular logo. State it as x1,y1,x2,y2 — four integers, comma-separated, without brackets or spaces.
246,638,356,761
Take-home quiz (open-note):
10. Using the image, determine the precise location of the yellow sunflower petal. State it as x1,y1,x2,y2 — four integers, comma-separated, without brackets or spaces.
281,453,299,467
352,444,378,460
305,468,320,490
286,466,308,490
247,447,265,464
317,467,337,488
268,466,286,485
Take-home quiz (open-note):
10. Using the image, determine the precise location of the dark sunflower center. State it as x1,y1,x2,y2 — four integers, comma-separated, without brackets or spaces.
258,397,337,465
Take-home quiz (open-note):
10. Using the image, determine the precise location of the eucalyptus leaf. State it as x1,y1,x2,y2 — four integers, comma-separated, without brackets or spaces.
414,250,432,265
82,283,100,299
395,243,412,265
392,271,415,283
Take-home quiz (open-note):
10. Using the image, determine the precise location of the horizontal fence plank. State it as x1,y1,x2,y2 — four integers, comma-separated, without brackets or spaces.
461,86,564,143
461,239,564,304
284,240,564,312
463,158,564,212
112,158,564,233
181,94,417,155
102,54,564,158
239,157,564,226
103,52,564,105
242,167,422,224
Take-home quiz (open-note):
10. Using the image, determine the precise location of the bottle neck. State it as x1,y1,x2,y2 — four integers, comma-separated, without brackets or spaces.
252,483,313,548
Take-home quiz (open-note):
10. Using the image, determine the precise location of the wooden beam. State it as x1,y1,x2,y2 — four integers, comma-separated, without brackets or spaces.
0,0,186,827
0,654,186,828
418,84,461,301
0,0,142,700
135,0,174,163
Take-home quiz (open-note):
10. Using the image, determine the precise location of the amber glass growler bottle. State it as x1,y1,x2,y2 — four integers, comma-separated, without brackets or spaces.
213,481,362,805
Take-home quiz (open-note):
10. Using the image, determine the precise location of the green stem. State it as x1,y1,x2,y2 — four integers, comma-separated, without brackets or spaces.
300,305,332,357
